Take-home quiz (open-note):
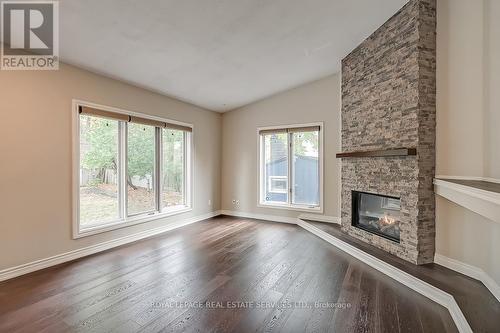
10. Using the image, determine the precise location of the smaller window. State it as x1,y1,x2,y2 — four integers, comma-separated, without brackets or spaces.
259,124,322,212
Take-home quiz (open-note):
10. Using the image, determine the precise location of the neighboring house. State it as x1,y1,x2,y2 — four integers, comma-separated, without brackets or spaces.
265,156,319,205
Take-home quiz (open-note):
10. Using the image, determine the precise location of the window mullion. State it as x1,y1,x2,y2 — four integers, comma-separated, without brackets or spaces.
155,127,162,213
263,135,266,204
288,132,293,206
120,121,127,220
183,131,187,206
186,132,192,207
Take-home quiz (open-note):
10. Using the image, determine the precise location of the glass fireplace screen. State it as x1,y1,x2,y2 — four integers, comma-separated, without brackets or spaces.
351,191,401,243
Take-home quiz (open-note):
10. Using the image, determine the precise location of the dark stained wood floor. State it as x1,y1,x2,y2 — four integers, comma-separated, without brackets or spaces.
307,220,500,333
0,216,457,333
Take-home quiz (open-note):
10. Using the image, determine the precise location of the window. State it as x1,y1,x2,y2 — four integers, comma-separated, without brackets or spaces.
75,102,192,237
127,123,156,216
161,129,186,210
262,132,289,203
292,130,319,206
259,124,322,211
79,115,120,227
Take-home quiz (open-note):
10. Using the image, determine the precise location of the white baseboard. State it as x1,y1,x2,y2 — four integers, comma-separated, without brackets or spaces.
219,210,298,224
298,220,472,333
298,213,341,224
435,254,500,303
220,210,341,225
0,210,222,283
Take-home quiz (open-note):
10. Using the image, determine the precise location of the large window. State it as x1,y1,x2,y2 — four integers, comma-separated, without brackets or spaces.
259,124,322,211
76,103,192,237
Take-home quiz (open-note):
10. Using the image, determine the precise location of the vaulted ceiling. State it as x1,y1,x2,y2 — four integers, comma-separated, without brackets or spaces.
60,0,408,111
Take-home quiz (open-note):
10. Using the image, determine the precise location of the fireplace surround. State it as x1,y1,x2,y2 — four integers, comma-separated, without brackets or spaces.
339,0,436,265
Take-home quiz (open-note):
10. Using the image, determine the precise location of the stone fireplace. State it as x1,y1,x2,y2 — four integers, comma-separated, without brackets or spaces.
339,0,436,265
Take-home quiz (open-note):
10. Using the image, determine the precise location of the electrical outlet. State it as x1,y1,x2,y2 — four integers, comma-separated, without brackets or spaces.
208,199,212,206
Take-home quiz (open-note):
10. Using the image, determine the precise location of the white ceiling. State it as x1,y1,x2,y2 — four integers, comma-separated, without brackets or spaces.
60,0,408,112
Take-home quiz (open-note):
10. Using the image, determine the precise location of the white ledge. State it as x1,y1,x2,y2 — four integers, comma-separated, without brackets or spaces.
434,178,500,224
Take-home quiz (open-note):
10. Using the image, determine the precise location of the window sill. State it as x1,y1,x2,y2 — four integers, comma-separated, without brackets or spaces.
258,203,323,213
74,206,192,239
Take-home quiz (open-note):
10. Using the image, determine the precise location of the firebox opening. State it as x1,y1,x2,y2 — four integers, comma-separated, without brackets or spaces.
352,191,401,243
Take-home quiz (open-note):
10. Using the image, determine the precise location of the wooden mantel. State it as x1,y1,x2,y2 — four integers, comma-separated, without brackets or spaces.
336,148,417,158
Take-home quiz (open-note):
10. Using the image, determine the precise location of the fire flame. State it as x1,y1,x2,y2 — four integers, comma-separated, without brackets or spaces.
380,214,396,225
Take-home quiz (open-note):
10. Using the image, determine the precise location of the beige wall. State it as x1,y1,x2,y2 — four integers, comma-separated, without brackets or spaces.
436,0,485,176
221,74,341,219
436,197,500,283
484,0,500,179
436,0,500,178
0,63,222,270
436,0,500,285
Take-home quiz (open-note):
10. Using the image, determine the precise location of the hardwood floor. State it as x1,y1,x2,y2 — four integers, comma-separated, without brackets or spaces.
307,220,500,333
0,216,457,333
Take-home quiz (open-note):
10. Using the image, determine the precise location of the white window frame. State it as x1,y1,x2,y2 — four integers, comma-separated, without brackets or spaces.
257,122,324,213
72,100,193,239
